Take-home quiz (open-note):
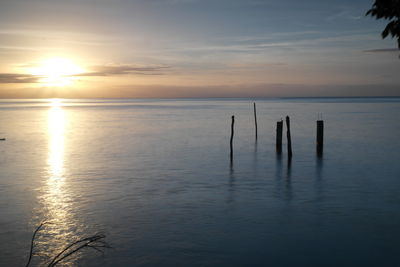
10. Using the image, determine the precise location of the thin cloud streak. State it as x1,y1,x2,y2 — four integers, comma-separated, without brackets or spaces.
364,48,400,53
78,83,400,98
0,73,40,83
0,64,170,83
76,64,170,77
162,32,388,56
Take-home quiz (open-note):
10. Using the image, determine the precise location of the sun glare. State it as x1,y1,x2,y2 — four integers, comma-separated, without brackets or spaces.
31,58,84,87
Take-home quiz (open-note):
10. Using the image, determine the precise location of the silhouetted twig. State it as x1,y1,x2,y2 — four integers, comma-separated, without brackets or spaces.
47,233,110,267
25,222,49,267
25,223,110,267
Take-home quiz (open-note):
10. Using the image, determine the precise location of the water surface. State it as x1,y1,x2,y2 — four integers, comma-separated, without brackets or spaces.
1,98,400,266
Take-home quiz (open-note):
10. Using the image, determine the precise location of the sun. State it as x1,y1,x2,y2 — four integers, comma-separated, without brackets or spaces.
30,57,84,87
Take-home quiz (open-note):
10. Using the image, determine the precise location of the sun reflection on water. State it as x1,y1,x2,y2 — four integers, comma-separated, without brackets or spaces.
36,99,79,265
44,99,70,230
48,99,65,181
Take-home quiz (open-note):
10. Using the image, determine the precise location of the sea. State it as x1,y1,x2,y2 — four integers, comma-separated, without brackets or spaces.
0,97,400,267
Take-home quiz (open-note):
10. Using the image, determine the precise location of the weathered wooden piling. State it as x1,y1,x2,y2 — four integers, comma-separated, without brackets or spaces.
276,120,283,153
286,116,292,159
316,120,324,156
230,115,235,162
253,103,258,141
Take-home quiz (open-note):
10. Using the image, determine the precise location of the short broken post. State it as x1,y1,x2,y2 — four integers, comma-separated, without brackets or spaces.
316,119,324,156
253,103,258,141
276,120,283,153
230,115,235,162
286,116,292,159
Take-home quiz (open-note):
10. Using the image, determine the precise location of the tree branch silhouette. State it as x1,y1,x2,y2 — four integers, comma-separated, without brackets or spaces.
47,233,110,267
366,0,400,49
25,222,49,267
25,223,110,267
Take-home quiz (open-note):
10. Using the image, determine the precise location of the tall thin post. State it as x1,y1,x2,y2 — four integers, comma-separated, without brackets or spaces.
316,120,324,156
253,103,258,141
230,115,235,162
286,116,292,159
276,120,283,153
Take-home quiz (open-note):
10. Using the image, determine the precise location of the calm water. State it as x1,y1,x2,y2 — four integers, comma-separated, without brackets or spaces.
1,98,400,266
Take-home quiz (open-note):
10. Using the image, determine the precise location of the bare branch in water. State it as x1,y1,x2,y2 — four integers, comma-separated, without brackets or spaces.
47,233,111,267
25,222,49,267
25,223,110,267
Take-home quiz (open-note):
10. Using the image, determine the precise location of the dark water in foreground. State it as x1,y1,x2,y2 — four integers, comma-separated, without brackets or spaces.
0,98,400,266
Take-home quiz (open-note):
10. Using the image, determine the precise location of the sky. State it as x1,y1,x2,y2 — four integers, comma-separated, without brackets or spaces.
0,0,399,98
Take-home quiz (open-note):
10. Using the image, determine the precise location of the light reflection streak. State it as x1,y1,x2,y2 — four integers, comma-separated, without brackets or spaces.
48,99,65,181
45,99,70,230
45,98,71,227
37,99,78,265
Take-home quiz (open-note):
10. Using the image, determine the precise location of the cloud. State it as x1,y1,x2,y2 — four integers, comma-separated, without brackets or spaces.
0,63,170,84
76,64,170,77
326,9,362,22
226,62,287,68
85,83,400,98
169,31,382,58
146,0,197,5
0,73,40,83
363,48,400,53
0,30,118,54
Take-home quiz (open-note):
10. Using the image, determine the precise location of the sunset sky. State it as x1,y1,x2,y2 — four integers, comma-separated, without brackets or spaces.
0,0,399,98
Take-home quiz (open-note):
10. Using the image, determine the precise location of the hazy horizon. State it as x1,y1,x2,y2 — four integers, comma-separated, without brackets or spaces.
1,94,400,100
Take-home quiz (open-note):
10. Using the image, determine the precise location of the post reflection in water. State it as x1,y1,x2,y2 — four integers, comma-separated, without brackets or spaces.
227,162,236,204
284,158,293,201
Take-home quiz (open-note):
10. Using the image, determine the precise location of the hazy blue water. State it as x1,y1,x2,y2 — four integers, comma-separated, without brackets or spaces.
1,98,400,267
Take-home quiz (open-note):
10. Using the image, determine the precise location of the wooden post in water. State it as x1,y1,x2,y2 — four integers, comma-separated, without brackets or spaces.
276,120,283,153
316,120,324,156
230,115,235,162
286,116,292,159
253,103,258,141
